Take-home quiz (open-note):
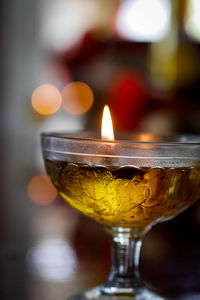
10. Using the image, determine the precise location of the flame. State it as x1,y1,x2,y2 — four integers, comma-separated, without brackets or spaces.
101,105,115,140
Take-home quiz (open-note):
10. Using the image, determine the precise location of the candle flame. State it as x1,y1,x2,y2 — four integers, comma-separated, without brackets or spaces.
101,105,115,140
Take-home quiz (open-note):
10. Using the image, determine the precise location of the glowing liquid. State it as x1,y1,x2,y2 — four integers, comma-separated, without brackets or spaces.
46,160,200,228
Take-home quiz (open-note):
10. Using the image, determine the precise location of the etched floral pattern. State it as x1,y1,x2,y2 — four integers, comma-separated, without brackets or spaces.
46,160,200,229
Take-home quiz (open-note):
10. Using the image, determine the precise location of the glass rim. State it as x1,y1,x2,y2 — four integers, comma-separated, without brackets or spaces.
41,131,200,146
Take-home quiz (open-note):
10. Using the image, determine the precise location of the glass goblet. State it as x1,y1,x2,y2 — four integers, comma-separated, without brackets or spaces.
41,132,200,300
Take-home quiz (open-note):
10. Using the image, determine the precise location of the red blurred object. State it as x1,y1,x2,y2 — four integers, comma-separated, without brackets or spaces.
108,70,148,130
57,32,103,67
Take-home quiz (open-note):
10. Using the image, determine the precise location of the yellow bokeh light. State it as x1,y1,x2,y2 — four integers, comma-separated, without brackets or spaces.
27,174,57,206
62,81,94,115
31,84,62,116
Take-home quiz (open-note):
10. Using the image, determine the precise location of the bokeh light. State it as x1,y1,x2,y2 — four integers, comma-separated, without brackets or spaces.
137,133,157,142
116,0,171,42
26,236,77,282
62,81,94,115
40,0,99,52
31,84,62,116
27,174,57,206
185,0,200,41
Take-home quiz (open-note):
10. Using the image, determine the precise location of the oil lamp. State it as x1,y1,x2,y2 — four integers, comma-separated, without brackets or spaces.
41,106,200,300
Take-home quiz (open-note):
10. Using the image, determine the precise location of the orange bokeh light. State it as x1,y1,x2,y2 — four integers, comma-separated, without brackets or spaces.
31,84,62,116
62,81,94,115
27,174,57,206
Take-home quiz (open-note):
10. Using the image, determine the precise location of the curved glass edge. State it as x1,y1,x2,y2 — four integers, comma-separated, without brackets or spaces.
41,131,200,146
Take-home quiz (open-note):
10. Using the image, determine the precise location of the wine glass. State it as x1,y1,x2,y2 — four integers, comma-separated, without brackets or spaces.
41,132,200,300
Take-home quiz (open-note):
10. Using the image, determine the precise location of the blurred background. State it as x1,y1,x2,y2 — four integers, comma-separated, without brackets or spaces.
0,0,200,299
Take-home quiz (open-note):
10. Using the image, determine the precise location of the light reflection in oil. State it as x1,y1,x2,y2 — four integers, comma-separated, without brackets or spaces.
26,236,77,282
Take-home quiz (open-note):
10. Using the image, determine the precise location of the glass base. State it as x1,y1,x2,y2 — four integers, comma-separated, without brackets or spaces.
68,285,165,300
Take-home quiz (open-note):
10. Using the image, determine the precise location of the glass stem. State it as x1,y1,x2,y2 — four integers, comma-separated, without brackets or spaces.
101,227,148,295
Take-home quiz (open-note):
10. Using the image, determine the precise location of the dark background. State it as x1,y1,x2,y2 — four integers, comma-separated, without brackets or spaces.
0,1,200,299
